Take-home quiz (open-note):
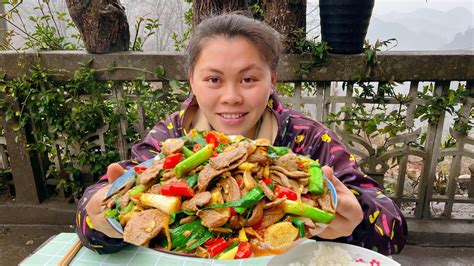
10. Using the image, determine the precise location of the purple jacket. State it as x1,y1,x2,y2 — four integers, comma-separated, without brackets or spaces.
76,92,407,255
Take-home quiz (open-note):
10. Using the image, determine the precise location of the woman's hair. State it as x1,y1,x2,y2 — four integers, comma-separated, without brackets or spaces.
186,13,282,72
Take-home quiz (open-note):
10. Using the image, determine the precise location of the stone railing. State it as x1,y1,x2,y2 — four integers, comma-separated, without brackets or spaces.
0,50,473,221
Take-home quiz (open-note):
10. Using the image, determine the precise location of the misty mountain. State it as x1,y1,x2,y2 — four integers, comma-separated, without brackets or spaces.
367,7,473,50
442,28,474,50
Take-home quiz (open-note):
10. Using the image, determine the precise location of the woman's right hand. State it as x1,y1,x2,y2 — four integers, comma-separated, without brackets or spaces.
85,163,125,238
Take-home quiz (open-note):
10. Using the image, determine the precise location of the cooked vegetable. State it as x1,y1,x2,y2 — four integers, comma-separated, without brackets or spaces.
239,228,248,242
264,222,298,248
308,161,324,195
185,173,198,188
174,144,214,178
206,238,230,258
235,241,253,259
160,181,194,197
163,153,183,169
140,193,181,214
103,130,336,260
128,184,146,197
283,200,336,224
182,146,194,158
217,242,240,260
274,185,298,201
170,219,212,250
291,216,306,238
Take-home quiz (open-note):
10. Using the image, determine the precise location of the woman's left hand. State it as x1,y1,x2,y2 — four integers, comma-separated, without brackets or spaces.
316,166,364,239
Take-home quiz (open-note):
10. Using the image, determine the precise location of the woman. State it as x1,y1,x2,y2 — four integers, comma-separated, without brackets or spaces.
77,13,407,256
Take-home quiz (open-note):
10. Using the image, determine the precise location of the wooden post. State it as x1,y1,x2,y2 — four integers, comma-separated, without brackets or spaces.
416,81,449,218
0,94,44,203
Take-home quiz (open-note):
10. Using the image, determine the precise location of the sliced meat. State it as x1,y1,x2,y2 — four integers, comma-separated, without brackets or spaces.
298,178,309,186
104,196,115,209
246,200,265,226
274,153,298,172
161,169,175,181
317,192,335,213
162,138,184,155
255,138,271,146
229,215,242,230
271,171,292,188
197,209,229,228
288,179,300,192
301,196,317,207
209,143,248,170
270,165,310,179
247,148,268,164
198,152,249,192
258,180,276,201
123,209,169,246
147,183,162,194
197,165,225,192
138,164,163,185
261,206,286,228
179,215,197,225
116,193,130,209
298,217,316,229
264,197,286,209
182,191,212,211
217,176,241,202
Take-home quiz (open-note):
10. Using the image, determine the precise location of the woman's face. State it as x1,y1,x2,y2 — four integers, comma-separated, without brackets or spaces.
189,36,276,138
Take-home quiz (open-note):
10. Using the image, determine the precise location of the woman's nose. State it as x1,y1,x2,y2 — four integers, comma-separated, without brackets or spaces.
220,83,243,105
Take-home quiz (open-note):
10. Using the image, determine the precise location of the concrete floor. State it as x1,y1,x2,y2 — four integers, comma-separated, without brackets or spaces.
1,224,473,266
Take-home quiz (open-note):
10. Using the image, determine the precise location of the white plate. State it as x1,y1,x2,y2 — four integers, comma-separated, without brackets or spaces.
267,239,400,266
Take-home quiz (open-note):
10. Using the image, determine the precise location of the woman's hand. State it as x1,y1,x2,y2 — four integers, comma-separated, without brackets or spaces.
316,166,363,239
85,163,125,239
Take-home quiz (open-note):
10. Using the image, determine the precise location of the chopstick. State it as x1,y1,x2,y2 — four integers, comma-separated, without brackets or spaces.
58,240,82,266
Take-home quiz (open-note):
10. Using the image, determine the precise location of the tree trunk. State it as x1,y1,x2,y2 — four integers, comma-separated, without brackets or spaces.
264,0,306,53
192,0,250,27
65,0,130,53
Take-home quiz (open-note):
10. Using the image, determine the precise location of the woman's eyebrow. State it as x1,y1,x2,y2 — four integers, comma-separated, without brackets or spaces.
239,64,263,73
200,64,263,74
200,67,224,74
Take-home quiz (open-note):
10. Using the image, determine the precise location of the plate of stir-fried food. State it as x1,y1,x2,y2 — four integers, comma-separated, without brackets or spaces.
103,130,337,260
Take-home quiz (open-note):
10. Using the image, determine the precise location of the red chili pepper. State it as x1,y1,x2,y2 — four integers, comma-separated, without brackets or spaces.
235,242,253,259
211,152,219,158
230,207,237,216
275,185,298,201
206,238,229,258
163,153,182,169
133,166,148,174
236,176,243,188
262,176,272,185
160,181,194,197
297,163,306,169
192,143,202,152
206,132,219,148
204,238,219,247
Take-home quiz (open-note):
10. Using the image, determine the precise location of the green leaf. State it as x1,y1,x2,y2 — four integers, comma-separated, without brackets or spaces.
155,65,166,78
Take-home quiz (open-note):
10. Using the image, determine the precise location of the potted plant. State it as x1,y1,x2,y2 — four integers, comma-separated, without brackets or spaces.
319,0,375,54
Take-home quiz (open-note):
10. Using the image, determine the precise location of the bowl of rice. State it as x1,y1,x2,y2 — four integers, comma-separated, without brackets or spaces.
269,239,400,266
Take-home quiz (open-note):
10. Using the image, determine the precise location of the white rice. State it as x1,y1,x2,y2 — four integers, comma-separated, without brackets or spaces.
289,245,368,266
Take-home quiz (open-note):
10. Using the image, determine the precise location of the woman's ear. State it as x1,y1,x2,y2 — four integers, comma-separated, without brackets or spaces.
270,71,277,94
188,69,195,92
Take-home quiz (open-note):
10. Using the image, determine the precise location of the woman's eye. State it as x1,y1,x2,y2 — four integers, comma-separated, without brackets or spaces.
242,77,254,83
207,77,220,83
